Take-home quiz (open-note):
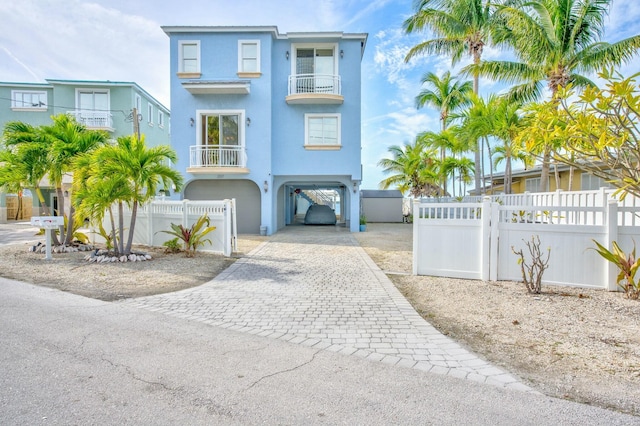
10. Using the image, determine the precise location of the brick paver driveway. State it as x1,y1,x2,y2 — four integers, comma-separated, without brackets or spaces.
125,226,531,391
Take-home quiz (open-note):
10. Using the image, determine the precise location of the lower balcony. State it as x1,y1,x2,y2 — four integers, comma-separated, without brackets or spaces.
187,145,249,174
286,74,343,104
67,110,114,131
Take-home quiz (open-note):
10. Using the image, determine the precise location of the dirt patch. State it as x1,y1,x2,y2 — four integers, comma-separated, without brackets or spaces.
355,223,640,416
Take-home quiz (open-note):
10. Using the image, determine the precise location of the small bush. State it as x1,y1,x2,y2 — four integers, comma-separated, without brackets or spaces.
512,235,551,294
592,240,640,300
162,237,182,254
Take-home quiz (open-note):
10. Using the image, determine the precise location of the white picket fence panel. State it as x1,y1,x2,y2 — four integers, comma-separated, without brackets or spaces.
413,189,640,290
92,199,236,256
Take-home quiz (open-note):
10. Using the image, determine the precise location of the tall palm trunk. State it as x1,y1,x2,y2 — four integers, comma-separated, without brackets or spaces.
118,201,125,255
64,204,75,245
484,137,494,194
472,49,482,194
125,200,138,255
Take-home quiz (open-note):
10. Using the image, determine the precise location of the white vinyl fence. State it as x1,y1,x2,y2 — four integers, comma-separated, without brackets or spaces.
413,189,640,290
92,199,237,256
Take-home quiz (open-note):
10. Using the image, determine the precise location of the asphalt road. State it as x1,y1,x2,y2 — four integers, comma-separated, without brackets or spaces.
1,277,638,425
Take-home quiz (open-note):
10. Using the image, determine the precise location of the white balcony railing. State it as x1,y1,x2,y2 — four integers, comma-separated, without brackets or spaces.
288,74,341,96
189,145,247,168
68,110,113,129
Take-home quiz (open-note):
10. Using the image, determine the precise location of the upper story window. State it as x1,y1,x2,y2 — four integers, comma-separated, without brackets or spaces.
199,111,244,147
147,104,153,125
178,40,200,76
294,44,337,77
77,89,109,111
134,94,142,114
11,90,47,110
158,110,164,128
238,40,260,76
305,113,340,149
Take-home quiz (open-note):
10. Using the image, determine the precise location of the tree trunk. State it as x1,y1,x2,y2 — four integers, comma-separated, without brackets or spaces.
118,201,125,255
125,200,138,255
505,156,512,195
472,50,482,195
539,148,551,192
568,165,574,191
108,206,119,256
33,187,51,216
64,204,75,245
554,163,560,190
485,138,494,194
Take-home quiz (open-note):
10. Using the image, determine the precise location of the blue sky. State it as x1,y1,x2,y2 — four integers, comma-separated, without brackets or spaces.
1,0,639,190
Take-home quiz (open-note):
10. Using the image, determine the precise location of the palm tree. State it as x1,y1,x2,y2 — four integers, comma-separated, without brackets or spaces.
378,139,444,197
414,71,472,193
94,135,183,255
1,122,51,216
404,0,503,193
467,0,640,191
40,114,108,245
488,97,527,193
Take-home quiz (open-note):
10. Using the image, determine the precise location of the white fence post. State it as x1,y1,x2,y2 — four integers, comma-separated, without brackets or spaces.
223,199,231,257
481,197,491,281
182,199,189,228
148,201,154,246
490,200,500,281
605,200,619,291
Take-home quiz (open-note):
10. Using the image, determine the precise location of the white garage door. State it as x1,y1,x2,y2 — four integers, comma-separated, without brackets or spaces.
184,179,261,234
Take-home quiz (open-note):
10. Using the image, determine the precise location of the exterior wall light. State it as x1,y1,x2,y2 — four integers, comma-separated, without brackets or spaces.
353,182,357,193
246,117,251,126
263,180,269,193
189,117,194,127
286,51,289,60
340,49,344,58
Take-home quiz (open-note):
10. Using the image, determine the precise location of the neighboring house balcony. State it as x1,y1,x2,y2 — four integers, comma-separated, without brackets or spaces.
187,145,249,174
286,74,343,104
67,110,114,131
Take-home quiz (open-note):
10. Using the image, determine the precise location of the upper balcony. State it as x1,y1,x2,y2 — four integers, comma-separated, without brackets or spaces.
187,145,249,174
286,74,343,105
68,110,114,132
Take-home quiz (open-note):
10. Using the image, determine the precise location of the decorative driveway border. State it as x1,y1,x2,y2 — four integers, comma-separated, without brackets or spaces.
124,227,535,392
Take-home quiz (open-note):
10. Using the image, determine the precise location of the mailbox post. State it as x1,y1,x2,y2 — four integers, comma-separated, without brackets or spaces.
30,216,64,260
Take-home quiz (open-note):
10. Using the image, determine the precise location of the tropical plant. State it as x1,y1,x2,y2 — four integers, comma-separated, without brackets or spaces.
75,134,183,256
592,239,640,300
0,121,51,216
359,215,367,225
404,0,504,193
469,0,640,191
40,114,108,245
378,139,444,197
520,71,640,199
162,237,182,254
159,214,217,257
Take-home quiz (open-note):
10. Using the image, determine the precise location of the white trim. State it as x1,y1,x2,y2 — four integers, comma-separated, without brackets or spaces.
158,110,164,128
238,39,261,74
134,93,142,113
304,113,341,146
75,88,110,111
290,43,339,77
147,103,153,124
178,40,201,74
195,109,245,147
11,90,48,110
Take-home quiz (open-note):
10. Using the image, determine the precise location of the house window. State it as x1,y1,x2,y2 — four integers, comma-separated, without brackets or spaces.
158,110,164,128
581,173,611,190
292,44,338,94
134,94,142,114
525,177,542,193
75,89,110,128
179,40,200,74
11,90,47,110
199,112,242,147
305,114,340,147
148,104,153,125
238,40,260,74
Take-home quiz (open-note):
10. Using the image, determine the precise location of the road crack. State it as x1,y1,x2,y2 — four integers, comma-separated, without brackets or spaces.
244,350,321,391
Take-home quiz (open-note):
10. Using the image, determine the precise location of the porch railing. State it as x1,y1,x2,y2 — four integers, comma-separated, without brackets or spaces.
68,110,113,129
189,145,247,168
288,74,341,96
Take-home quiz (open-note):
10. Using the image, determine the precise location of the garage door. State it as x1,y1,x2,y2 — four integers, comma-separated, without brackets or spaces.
184,179,261,234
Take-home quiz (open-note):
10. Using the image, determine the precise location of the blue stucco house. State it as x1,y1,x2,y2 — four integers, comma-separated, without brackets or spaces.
163,26,368,234
0,79,170,222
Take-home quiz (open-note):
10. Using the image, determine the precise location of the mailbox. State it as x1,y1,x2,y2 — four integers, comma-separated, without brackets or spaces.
31,216,64,229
